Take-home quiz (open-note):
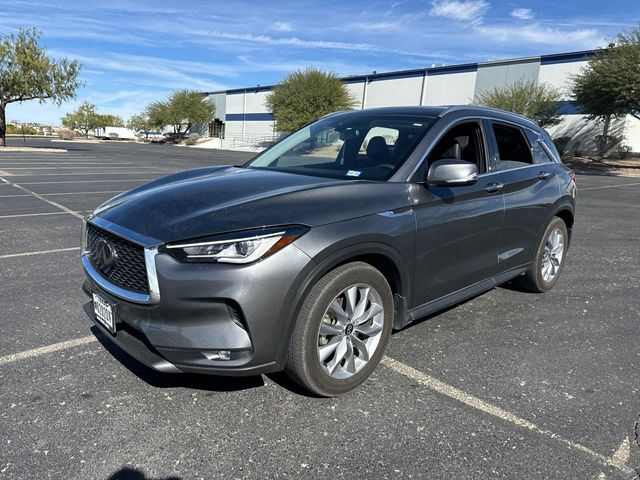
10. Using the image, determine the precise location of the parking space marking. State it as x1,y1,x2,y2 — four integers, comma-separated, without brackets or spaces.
19,179,155,185
0,177,85,219
0,335,96,366
0,211,88,219
381,356,635,475
580,182,640,191
43,190,124,196
1,166,157,170
0,247,79,259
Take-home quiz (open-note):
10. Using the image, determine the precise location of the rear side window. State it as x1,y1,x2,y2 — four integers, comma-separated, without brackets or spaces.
492,124,533,171
525,130,555,164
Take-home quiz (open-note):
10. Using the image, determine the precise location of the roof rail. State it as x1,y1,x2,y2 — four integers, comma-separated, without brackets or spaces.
439,105,540,127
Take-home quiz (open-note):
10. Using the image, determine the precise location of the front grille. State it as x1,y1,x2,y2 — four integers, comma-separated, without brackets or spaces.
87,223,149,294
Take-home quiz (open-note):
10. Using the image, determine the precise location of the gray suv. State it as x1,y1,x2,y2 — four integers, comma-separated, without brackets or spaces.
81,106,576,396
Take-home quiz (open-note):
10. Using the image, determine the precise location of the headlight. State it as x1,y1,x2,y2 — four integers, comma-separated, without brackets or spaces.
164,226,308,264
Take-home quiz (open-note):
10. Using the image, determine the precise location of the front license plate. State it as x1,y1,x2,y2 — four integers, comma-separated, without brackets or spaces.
92,293,115,333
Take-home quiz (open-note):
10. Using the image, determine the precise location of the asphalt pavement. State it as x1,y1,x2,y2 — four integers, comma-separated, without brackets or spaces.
0,138,638,480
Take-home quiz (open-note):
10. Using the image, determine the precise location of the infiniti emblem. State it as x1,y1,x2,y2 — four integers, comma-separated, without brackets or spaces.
95,238,118,266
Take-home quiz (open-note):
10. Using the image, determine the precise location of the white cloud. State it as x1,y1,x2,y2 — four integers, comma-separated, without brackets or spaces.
510,8,534,20
429,0,489,24
271,21,293,32
349,21,402,32
193,30,434,58
476,23,602,48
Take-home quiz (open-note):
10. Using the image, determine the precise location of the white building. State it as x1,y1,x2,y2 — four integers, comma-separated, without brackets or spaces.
202,50,640,154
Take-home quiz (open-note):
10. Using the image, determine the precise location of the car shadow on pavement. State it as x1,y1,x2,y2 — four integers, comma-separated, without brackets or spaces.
106,467,181,480
91,326,265,393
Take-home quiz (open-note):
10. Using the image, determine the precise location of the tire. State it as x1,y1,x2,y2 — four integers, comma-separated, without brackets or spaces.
517,216,569,293
285,262,394,397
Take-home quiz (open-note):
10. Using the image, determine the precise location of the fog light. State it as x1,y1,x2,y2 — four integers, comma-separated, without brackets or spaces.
204,350,231,361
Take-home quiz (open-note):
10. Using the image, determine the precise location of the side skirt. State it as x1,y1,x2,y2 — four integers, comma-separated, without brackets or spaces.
402,266,528,328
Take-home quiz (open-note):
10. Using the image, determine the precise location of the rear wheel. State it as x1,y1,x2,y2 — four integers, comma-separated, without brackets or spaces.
517,216,569,292
285,262,394,396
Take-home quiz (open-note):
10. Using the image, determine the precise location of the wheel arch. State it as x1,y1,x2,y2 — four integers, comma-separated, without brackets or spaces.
552,203,575,243
274,242,411,369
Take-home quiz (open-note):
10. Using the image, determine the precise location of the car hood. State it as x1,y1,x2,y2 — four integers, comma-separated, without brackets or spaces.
94,166,412,244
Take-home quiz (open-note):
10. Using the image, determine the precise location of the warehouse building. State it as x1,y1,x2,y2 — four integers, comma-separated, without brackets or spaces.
202,49,640,154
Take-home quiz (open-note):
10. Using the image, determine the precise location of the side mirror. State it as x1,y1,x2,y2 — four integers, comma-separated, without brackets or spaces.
426,159,478,186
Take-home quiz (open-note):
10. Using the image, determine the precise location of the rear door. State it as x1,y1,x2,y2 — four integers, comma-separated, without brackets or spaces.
485,121,561,273
410,120,504,307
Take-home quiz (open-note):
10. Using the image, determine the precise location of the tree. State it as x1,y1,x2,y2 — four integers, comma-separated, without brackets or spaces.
571,25,640,153
127,113,152,136
0,28,81,146
61,102,98,137
95,114,124,128
475,79,563,128
266,68,356,132
145,90,214,141
62,104,124,137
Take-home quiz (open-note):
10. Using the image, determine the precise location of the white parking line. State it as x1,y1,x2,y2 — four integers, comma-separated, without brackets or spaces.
0,166,157,170
6,172,165,177
0,190,123,198
0,335,97,366
580,182,640,191
0,211,88,219
44,190,124,196
0,333,632,476
0,247,79,259
0,177,83,219
20,179,155,185
382,356,635,476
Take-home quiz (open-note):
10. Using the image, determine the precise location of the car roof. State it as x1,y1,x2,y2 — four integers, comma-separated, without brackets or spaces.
327,105,541,131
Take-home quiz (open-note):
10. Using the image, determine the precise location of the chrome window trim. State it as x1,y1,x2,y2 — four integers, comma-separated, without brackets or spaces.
406,110,553,182
476,162,542,178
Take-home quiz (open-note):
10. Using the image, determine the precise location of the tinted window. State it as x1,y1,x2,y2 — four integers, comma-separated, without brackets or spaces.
524,130,554,164
248,115,435,181
427,121,486,172
492,124,533,171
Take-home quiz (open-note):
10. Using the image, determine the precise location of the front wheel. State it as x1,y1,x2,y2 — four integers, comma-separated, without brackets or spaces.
517,216,569,292
285,262,394,396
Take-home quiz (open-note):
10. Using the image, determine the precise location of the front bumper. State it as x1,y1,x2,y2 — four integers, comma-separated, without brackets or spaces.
81,242,315,376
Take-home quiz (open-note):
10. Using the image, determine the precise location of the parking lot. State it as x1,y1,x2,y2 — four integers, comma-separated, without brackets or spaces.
0,138,639,479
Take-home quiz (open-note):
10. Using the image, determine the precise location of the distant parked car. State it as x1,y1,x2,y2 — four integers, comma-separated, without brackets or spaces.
81,106,576,396
137,131,165,141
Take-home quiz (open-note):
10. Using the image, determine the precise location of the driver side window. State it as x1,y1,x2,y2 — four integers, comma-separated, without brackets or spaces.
427,121,486,173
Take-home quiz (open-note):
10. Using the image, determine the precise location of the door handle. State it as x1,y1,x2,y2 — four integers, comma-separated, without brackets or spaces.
538,171,551,179
484,182,504,193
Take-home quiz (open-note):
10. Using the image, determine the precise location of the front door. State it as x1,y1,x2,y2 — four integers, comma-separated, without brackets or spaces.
410,120,505,307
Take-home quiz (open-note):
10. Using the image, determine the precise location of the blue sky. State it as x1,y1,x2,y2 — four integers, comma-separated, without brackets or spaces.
1,0,637,124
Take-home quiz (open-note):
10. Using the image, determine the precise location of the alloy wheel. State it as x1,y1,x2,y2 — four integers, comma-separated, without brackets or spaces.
541,227,565,283
316,283,384,380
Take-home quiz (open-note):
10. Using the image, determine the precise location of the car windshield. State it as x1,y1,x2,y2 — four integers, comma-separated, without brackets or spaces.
247,114,436,181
